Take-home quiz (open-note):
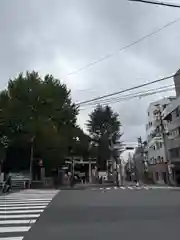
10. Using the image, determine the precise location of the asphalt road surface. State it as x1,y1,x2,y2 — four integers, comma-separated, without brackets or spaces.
22,186,180,240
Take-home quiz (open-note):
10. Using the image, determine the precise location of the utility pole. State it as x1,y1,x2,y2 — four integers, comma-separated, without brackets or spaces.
129,0,180,8
109,133,120,187
88,141,93,183
29,136,35,189
119,157,124,186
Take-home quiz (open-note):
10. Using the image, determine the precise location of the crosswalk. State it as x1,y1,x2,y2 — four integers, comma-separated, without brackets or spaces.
0,189,59,240
91,185,179,191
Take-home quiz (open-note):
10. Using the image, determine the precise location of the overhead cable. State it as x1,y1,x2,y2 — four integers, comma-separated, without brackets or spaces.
67,18,180,77
77,72,179,106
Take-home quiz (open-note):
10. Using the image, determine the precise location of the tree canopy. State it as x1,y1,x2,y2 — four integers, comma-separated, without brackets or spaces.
0,71,89,173
87,105,122,170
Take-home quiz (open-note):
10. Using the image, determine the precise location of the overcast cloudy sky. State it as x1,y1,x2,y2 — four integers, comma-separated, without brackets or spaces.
1,0,180,146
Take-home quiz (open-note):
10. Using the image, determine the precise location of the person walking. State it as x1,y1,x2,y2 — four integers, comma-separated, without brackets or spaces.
2,173,12,193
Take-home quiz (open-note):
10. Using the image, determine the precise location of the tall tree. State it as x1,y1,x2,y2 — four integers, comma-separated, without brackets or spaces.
87,105,122,170
0,71,78,172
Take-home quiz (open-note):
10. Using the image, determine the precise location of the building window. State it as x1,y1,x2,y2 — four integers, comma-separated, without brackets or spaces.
170,148,180,158
156,126,160,133
157,156,161,163
150,158,153,165
176,107,179,118
148,112,149,116
156,172,159,181
167,114,172,122
159,142,162,148
178,127,180,136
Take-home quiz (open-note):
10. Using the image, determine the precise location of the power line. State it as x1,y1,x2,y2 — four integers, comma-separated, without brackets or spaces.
66,18,180,77
79,85,175,111
129,0,180,8
77,72,177,106
80,84,174,107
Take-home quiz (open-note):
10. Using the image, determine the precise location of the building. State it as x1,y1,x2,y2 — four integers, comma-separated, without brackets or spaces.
174,69,180,97
163,95,180,184
132,139,150,183
125,152,134,181
146,97,175,184
158,68,180,185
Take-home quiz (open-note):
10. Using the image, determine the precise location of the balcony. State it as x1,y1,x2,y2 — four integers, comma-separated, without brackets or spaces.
148,130,163,146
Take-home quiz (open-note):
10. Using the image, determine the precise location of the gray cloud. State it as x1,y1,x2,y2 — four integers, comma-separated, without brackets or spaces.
0,0,179,147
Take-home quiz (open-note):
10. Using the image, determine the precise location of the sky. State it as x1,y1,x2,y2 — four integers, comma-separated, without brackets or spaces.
0,0,180,153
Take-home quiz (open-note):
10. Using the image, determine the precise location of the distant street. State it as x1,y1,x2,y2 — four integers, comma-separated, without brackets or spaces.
19,185,180,240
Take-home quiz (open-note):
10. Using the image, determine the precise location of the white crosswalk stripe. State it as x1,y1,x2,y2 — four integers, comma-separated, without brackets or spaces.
91,185,180,191
0,189,59,240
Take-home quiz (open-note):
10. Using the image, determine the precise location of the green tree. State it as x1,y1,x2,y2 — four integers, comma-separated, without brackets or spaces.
87,105,122,170
0,71,78,172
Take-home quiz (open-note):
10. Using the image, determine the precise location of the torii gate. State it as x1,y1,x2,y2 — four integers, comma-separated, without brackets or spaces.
65,156,97,183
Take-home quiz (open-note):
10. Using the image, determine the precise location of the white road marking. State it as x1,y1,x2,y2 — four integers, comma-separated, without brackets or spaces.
0,205,46,210
95,185,180,192
0,190,59,240
0,198,52,201
5,195,54,198
0,219,36,224
0,226,30,233
0,237,24,240
0,209,44,214
0,202,49,207
0,214,40,219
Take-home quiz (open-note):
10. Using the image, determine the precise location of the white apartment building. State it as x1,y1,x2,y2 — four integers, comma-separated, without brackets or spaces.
146,97,175,183
163,95,180,184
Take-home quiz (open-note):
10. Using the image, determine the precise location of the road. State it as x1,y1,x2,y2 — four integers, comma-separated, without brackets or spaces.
21,186,180,240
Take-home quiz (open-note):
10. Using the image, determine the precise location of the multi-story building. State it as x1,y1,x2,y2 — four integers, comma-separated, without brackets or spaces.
146,97,175,184
163,97,180,184
162,70,180,184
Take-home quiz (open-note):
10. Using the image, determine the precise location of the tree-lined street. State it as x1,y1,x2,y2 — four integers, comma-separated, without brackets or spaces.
1,1,180,239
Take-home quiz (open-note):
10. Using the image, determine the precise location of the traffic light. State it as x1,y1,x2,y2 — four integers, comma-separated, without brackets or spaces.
126,147,134,150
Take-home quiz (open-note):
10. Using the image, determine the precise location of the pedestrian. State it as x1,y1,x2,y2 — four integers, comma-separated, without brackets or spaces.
2,173,12,193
